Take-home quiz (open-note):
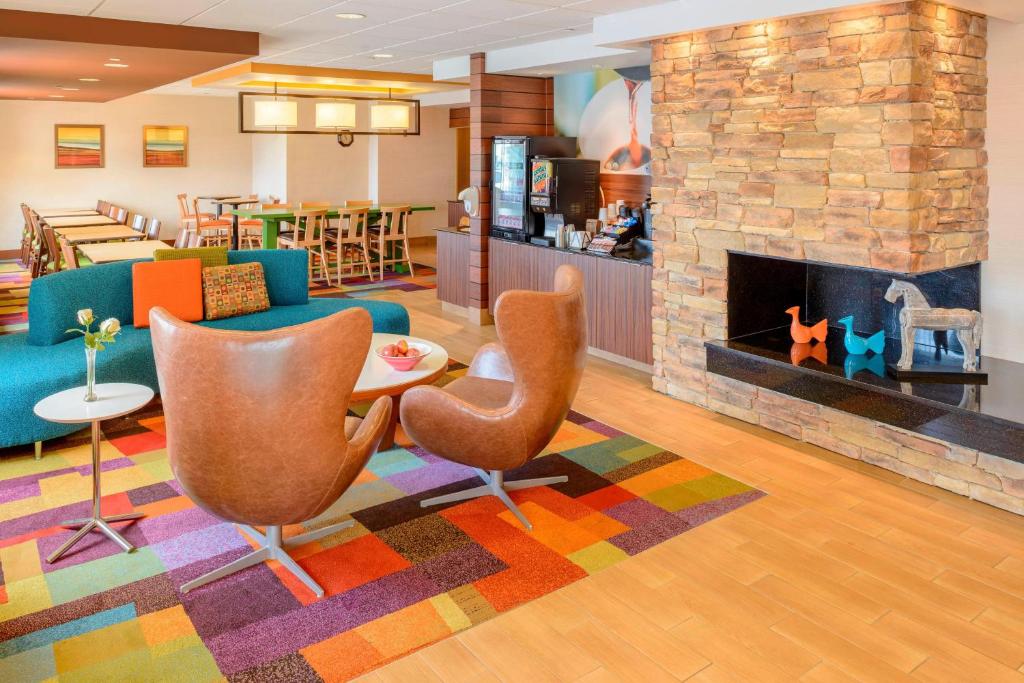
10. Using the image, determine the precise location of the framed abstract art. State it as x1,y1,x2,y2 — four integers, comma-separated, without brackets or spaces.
143,125,188,167
54,124,104,169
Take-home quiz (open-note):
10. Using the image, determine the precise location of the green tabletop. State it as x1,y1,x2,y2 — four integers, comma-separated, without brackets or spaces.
231,204,435,250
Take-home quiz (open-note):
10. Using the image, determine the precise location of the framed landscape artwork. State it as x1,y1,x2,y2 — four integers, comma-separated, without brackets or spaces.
143,125,188,167
54,124,104,169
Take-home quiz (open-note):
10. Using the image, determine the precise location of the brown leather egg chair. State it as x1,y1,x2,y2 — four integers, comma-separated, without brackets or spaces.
400,264,587,530
149,306,391,597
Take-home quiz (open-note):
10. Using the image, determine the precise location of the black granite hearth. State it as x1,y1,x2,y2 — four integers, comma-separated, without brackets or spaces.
707,252,1023,464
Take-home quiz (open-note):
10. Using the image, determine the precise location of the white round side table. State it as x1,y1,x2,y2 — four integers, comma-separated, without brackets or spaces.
34,382,154,563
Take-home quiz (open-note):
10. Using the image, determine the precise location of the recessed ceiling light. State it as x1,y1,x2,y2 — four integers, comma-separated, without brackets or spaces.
79,77,100,82
104,62,129,68
108,57,121,61
372,53,393,59
335,12,365,20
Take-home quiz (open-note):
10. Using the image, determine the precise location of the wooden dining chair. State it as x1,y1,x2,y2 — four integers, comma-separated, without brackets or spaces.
58,237,80,270
325,207,373,282
129,214,146,233
368,205,414,279
278,208,332,286
173,224,197,249
26,210,52,278
191,198,231,247
220,194,263,249
96,200,109,214
41,225,63,275
19,203,33,267
145,218,162,241
176,193,212,232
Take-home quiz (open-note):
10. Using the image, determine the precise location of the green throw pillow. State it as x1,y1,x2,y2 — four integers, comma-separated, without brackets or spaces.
154,246,228,269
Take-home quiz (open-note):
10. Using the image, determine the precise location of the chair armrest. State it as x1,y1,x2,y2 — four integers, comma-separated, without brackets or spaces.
468,342,513,382
400,384,527,471
349,395,392,456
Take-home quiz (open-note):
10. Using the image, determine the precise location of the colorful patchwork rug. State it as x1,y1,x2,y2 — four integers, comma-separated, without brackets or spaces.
0,261,29,335
0,371,764,680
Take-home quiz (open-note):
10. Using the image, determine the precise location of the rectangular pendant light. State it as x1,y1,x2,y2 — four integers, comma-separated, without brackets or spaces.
370,101,411,131
315,101,357,129
254,99,297,127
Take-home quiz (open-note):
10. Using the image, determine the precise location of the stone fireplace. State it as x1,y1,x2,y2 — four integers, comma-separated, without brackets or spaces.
649,2,1024,513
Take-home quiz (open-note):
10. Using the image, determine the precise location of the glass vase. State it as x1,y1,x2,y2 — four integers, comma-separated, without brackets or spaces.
84,346,97,402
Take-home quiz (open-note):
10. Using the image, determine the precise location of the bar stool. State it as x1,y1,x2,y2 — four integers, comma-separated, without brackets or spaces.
278,208,332,286
191,198,230,247
368,205,414,279
325,207,374,281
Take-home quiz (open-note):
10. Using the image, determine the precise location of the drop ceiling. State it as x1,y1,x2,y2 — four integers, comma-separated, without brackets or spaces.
0,0,666,95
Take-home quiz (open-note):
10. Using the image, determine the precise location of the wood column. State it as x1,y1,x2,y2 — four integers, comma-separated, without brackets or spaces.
468,52,554,325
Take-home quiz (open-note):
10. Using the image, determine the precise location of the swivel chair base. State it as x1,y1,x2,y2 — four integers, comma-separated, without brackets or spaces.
181,520,353,597
421,468,568,531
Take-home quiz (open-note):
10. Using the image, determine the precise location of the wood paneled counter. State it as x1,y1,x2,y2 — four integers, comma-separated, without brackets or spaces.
489,238,653,366
436,227,470,309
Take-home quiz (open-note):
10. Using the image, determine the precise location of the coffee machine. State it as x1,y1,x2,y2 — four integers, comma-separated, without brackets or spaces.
528,157,600,246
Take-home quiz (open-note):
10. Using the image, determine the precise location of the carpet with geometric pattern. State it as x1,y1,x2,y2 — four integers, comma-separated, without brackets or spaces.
0,367,763,681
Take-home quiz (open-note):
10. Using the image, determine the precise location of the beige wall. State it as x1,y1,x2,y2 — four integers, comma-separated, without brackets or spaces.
377,105,458,238
285,134,371,206
983,19,1024,363
0,94,252,246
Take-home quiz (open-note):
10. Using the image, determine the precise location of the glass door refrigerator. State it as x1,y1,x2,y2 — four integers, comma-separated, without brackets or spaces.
490,136,576,242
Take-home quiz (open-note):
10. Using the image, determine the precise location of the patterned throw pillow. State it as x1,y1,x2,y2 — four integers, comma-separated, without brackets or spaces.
201,262,270,320
155,246,228,269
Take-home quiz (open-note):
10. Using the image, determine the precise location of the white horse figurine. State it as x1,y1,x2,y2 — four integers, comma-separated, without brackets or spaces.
884,280,982,372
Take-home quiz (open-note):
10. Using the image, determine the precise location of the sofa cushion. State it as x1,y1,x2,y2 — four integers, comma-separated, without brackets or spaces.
228,250,308,306
155,246,228,268
132,259,204,328
27,259,142,346
202,262,270,320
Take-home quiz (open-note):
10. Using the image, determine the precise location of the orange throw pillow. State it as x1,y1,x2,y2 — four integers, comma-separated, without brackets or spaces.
132,258,204,328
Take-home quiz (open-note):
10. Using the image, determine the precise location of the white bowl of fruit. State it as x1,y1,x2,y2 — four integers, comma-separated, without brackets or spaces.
376,338,431,371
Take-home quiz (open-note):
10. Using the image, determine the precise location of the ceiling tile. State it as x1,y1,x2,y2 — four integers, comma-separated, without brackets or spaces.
0,0,96,14
184,0,341,31
90,0,224,23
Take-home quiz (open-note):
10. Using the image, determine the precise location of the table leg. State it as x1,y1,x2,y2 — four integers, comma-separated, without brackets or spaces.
380,394,401,451
231,213,240,250
261,219,279,249
46,420,143,564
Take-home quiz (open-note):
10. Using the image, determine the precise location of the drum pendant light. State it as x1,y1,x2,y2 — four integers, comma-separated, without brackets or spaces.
254,83,297,128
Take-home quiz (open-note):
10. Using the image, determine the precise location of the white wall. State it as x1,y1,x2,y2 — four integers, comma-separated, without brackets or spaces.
377,105,457,238
252,134,287,203
285,134,372,205
0,94,252,245
983,19,1024,364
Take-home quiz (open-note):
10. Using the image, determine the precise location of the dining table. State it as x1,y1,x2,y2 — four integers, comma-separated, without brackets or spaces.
230,204,435,250
215,197,260,250
55,225,143,244
196,195,244,222
77,240,165,264
36,208,101,218
43,215,119,228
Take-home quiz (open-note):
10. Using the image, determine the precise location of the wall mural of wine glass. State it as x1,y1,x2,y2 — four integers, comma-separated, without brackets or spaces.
554,66,652,175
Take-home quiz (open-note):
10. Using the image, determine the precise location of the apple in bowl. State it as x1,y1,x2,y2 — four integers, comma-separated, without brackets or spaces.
376,339,431,371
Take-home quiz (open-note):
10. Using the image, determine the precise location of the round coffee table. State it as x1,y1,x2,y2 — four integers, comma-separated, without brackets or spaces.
34,382,154,563
354,333,449,450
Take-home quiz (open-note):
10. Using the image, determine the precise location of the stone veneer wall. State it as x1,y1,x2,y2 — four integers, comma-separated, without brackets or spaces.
647,2,1021,513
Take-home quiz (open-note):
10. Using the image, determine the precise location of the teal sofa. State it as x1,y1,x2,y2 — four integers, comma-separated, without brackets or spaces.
0,250,409,450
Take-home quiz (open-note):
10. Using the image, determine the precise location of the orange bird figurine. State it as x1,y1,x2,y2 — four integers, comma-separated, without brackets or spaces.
786,306,828,344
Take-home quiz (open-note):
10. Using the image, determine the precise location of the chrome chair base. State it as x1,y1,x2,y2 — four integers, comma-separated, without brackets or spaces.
181,519,354,597
46,512,144,563
420,468,568,531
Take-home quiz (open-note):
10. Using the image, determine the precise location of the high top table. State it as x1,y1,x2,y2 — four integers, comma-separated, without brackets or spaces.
232,204,435,249
34,383,153,563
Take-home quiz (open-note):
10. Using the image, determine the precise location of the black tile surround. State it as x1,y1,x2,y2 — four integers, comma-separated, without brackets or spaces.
706,252,1023,464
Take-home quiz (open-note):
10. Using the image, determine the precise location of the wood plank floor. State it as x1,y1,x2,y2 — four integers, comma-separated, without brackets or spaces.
356,274,1024,682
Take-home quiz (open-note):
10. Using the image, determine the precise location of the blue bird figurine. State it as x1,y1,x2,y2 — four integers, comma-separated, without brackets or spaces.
838,315,885,355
